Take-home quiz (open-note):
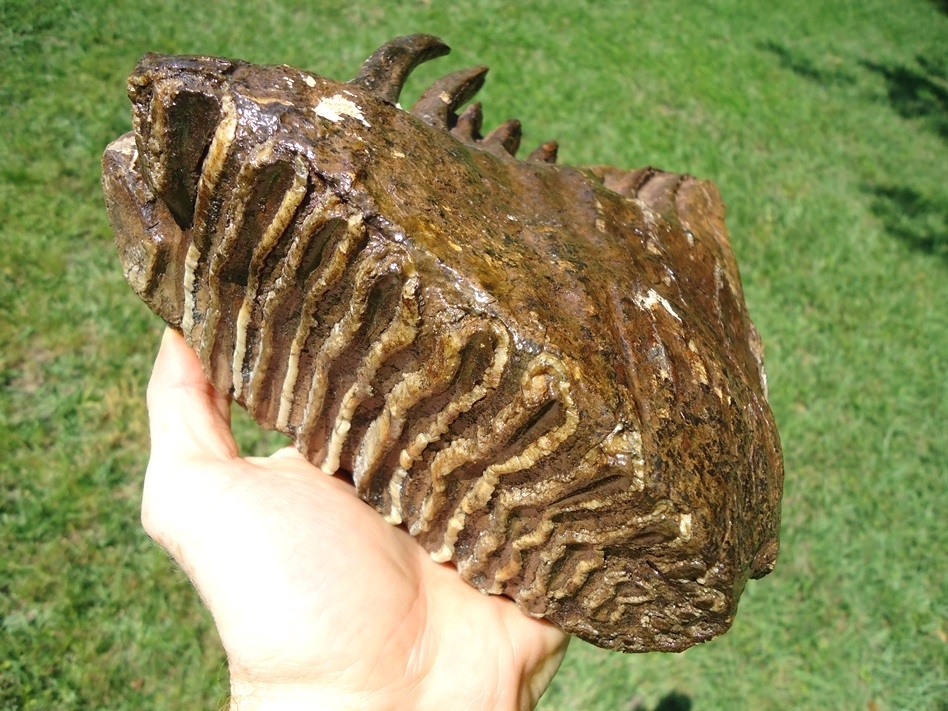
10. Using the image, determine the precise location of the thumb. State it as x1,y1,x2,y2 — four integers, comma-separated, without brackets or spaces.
146,327,237,463
141,327,240,555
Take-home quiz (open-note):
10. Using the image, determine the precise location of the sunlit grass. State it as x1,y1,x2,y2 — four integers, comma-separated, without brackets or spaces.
2,0,946,708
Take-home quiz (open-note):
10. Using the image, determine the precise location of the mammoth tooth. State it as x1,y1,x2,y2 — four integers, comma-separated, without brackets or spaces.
103,37,784,655
527,140,559,164
348,33,450,105
451,101,484,143
140,88,220,228
481,118,522,157
451,104,543,161
629,170,688,218
201,147,311,401
410,65,489,129
128,53,232,229
591,165,661,197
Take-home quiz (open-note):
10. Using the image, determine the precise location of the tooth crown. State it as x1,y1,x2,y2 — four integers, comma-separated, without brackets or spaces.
102,35,783,653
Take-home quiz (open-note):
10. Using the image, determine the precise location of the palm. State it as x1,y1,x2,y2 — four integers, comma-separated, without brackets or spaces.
142,329,568,710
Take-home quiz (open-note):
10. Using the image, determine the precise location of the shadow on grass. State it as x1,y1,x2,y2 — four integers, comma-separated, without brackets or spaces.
858,54,948,142
759,40,948,143
930,0,948,16
631,691,692,711
757,41,855,86
866,185,948,261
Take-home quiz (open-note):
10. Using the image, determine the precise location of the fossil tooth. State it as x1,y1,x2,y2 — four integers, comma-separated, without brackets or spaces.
103,35,784,654
481,118,522,157
348,33,450,105
102,134,188,323
410,64,489,130
590,165,660,198
527,140,559,164
451,101,484,143
128,53,232,229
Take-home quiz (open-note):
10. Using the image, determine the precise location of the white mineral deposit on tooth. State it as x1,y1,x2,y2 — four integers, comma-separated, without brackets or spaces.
315,94,371,127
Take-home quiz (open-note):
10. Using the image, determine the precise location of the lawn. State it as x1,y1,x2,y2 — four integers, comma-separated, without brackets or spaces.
1,0,946,709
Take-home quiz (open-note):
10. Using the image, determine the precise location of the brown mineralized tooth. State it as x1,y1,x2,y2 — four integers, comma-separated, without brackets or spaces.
129,55,229,229
101,134,188,325
527,140,558,164
349,33,450,105
481,118,522,156
104,35,784,655
451,101,484,143
632,169,687,218
410,65,489,129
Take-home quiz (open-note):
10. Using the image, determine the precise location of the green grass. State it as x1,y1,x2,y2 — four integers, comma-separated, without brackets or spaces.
2,0,946,708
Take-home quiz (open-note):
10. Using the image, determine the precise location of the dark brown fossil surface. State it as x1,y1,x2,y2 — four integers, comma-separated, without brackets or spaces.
102,34,783,653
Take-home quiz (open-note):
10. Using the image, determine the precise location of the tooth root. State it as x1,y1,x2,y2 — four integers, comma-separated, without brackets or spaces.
451,101,483,144
482,119,522,157
527,140,559,164
410,65,489,129
350,36,560,165
349,34,450,105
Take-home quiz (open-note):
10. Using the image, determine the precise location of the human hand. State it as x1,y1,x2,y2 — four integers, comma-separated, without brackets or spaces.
141,328,569,710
